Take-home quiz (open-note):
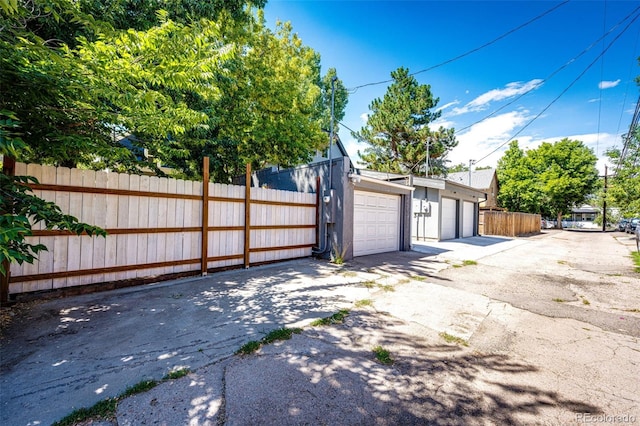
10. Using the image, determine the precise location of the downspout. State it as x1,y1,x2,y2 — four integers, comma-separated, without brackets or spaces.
313,76,337,255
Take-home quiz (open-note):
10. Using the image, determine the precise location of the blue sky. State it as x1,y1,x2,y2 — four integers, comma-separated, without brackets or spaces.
263,0,640,174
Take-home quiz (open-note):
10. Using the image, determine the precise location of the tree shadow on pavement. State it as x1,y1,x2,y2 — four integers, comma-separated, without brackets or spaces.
223,309,602,425
346,251,452,282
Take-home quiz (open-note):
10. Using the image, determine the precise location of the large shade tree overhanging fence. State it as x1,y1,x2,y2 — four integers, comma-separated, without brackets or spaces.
2,160,318,302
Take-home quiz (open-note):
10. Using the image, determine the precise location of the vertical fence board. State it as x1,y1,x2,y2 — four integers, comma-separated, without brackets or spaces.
65,168,84,287
125,174,140,279
104,172,119,282
155,177,168,274
146,176,160,275
33,166,54,290
136,176,150,277
173,179,185,273
51,167,70,290
79,170,96,285
115,173,130,281
92,171,108,284
182,181,193,274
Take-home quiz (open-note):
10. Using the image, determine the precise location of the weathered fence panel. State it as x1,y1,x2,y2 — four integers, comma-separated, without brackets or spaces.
479,211,540,237
7,162,317,297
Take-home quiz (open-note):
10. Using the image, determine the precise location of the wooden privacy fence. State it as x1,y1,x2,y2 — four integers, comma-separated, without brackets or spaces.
5,160,317,298
479,211,541,237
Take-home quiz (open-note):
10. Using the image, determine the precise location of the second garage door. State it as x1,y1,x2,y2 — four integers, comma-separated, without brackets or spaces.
353,191,400,256
462,201,475,237
441,197,457,240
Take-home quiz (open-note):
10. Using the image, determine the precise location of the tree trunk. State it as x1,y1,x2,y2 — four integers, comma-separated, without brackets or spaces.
556,211,563,230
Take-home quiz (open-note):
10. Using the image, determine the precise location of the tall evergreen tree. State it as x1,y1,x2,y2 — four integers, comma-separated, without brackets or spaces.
354,67,457,175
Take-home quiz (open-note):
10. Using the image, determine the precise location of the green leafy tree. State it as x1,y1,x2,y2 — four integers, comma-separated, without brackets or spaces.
497,141,545,215
318,67,349,134
1,0,348,273
1,113,105,275
605,126,640,216
497,139,598,227
354,67,457,175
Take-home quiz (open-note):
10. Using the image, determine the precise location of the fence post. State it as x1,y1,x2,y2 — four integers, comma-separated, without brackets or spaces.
315,176,320,248
201,157,209,276
244,164,251,268
1,156,16,305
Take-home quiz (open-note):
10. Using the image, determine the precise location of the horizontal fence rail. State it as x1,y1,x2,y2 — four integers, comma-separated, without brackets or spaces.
479,211,541,237
6,160,317,298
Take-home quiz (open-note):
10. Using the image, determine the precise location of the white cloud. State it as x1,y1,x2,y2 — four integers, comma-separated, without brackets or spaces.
431,117,456,130
359,112,369,123
436,100,459,113
451,79,543,116
343,137,363,164
447,110,531,167
598,79,621,90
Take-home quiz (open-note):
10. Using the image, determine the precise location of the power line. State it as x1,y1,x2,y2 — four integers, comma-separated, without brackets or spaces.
596,0,608,156
617,94,640,173
346,0,570,93
456,3,640,134
475,9,640,165
615,22,640,141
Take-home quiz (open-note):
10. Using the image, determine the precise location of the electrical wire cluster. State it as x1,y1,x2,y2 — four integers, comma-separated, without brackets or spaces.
344,0,640,167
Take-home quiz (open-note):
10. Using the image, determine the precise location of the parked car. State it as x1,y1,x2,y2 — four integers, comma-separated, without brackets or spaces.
617,219,629,232
625,218,639,233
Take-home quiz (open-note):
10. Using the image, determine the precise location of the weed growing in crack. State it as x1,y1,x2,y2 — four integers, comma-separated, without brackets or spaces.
236,327,303,355
372,346,394,365
310,309,350,326
237,340,261,355
163,368,191,381
552,298,565,303
355,299,373,308
439,332,468,347
53,370,190,426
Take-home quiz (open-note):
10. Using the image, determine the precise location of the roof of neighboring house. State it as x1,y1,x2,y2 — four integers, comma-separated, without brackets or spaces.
446,169,497,189
356,170,485,200
572,204,600,214
358,169,408,181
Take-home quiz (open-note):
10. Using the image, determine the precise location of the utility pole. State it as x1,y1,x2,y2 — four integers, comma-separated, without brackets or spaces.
327,76,337,197
425,137,430,177
602,165,607,232
468,159,475,186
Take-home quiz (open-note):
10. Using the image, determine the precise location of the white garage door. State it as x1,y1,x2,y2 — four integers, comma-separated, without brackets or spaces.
441,197,457,240
353,191,400,256
462,201,475,237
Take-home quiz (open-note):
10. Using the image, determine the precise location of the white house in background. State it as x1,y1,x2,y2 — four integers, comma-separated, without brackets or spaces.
358,170,486,241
